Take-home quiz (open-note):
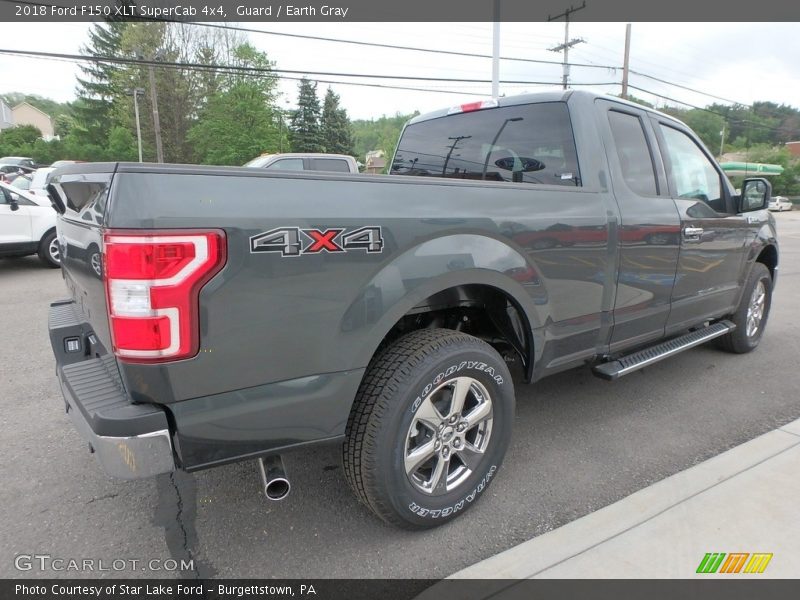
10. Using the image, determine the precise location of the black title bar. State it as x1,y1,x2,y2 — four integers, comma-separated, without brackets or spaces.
0,0,799,22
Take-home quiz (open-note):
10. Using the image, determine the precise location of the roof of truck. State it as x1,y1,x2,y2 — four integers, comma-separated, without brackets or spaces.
406,89,680,126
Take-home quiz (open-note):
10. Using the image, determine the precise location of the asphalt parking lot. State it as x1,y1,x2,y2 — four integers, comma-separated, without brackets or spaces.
1,212,799,580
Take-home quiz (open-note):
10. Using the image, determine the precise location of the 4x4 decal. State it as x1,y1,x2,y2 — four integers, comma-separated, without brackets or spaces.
250,226,384,256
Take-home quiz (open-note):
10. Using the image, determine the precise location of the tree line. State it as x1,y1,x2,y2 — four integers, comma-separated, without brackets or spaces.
0,22,798,191
0,22,355,166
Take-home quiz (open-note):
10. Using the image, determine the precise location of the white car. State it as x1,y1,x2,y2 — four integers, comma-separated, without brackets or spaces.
768,196,793,211
27,167,56,202
0,180,59,267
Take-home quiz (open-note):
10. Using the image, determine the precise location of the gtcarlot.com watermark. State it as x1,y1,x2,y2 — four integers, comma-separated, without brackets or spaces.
14,553,194,573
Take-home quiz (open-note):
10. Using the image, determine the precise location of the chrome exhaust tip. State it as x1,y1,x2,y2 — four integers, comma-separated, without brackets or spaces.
257,455,291,501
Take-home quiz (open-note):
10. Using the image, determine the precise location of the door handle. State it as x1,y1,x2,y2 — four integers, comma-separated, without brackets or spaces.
683,226,704,240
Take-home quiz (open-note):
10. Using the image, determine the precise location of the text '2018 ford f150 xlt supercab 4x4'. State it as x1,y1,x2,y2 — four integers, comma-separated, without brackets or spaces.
47,91,777,529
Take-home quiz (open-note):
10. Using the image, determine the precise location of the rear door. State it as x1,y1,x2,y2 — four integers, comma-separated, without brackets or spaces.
596,100,681,351
311,157,353,173
650,118,750,333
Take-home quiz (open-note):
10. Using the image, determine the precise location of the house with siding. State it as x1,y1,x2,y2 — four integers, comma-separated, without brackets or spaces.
11,102,54,140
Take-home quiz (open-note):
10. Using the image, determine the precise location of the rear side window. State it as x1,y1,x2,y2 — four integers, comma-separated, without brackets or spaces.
313,158,351,173
607,111,658,196
265,158,304,171
392,102,581,186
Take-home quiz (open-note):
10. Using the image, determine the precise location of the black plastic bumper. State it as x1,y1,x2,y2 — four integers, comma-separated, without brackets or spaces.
49,300,175,479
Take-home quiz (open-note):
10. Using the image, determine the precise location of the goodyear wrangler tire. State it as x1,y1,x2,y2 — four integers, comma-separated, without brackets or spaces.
342,328,515,529
717,262,772,354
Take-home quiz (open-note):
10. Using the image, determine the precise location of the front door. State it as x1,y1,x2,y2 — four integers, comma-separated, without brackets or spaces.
0,188,33,244
650,118,750,333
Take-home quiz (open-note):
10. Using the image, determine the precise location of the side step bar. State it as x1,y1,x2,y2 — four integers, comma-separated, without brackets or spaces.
593,320,735,381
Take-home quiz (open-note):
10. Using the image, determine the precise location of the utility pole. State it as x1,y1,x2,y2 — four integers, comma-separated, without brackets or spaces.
621,23,631,100
147,64,164,163
442,135,471,175
548,1,586,90
719,124,726,159
131,88,144,163
491,0,500,99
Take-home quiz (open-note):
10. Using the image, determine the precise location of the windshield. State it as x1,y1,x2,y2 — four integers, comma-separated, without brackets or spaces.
11,176,31,190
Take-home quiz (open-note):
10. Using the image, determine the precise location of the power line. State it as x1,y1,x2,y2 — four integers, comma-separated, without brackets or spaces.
0,1,621,71
627,85,794,135
0,47,619,87
169,20,622,71
0,47,619,98
629,70,746,106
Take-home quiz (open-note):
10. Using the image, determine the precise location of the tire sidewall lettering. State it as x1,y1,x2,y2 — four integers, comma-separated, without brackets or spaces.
410,359,505,416
407,465,498,518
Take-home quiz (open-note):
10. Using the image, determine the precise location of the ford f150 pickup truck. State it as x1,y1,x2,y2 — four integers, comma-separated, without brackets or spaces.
47,90,777,529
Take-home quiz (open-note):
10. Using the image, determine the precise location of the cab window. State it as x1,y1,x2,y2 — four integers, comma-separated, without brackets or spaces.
607,110,658,196
392,102,581,186
313,158,351,173
265,158,305,171
659,125,724,212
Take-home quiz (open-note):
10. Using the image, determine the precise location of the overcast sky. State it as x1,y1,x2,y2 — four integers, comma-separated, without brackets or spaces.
0,21,798,120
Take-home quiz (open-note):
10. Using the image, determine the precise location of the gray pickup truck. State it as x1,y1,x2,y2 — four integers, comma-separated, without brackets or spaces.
47,90,777,529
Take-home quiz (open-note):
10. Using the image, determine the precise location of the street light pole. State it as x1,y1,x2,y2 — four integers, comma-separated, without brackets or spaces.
147,64,164,163
482,117,522,179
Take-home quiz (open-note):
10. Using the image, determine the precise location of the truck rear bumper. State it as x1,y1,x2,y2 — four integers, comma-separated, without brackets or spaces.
62,376,175,479
50,301,175,479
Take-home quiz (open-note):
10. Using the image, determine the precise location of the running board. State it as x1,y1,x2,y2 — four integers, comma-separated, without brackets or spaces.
593,320,736,381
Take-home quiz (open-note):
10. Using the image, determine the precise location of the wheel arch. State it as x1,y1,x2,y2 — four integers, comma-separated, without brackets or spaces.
348,269,542,383
755,243,778,280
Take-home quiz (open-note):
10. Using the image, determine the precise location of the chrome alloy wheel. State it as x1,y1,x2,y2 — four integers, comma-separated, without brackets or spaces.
404,376,493,496
90,252,101,276
48,237,60,263
746,280,766,338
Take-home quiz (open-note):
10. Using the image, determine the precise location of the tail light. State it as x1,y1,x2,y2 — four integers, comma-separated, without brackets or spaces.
103,230,226,362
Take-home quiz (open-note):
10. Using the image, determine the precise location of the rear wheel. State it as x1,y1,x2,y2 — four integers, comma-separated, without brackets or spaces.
38,230,60,268
343,329,514,529
717,262,772,353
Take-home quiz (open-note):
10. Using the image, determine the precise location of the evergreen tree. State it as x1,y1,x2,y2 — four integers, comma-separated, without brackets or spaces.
321,87,354,155
72,22,128,148
290,78,324,152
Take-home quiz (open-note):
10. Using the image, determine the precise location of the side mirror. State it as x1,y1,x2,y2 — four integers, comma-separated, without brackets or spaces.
739,178,771,212
9,198,19,211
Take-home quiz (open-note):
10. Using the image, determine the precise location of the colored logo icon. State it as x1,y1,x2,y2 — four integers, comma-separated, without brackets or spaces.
696,552,773,574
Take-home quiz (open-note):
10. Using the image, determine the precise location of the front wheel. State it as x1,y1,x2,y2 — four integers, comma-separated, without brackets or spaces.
718,262,772,353
343,329,515,529
38,230,60,268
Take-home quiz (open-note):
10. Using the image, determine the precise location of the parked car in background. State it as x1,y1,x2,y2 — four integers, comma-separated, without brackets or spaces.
0,164,35,182
0,180,59,267
244,152,359,173
49,160,85,168
768,196,793,211
27,167,55,202
9,173,32,191
0,156,37,169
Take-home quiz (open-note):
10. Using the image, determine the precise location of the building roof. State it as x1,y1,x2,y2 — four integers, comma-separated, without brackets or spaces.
12,101,52,120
